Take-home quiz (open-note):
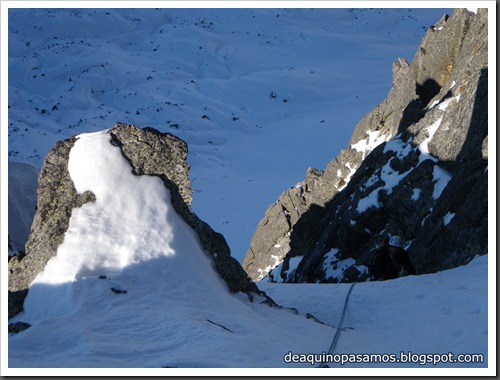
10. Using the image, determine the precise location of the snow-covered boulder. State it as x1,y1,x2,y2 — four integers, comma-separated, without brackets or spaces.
8,123,257,318
8,125,335,368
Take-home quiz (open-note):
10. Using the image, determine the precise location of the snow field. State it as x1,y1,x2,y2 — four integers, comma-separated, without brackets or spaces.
7,7,451,262
261,254,489,370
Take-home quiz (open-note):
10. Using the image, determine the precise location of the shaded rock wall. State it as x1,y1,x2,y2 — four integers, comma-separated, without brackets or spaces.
244,8,488,283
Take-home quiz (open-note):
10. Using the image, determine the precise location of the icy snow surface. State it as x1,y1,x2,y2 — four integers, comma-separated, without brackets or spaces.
432,165,452,200
262,254,489,370
267,255,304,283
356,133,454,214
322,249,368,282
411,187,421,201
418,117,443,157
356,137,414,213
351,129,392,160
443,211,456,226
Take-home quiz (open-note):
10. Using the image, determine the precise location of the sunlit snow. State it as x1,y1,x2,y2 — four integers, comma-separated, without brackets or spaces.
418,117,443,157
9,129,335,369
351,130,392,160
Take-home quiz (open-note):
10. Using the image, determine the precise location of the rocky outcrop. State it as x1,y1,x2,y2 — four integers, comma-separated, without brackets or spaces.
8,136,95,318
244,8,488,283
9,123,257,318
108,124,258,294
242,167,324,281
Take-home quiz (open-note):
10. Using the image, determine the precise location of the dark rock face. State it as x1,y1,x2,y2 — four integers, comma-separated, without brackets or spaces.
242,167,324,281
244,8,488,283
9,123,257,318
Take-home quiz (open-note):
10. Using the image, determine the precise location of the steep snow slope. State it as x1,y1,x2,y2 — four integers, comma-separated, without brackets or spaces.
261,255,489,370
6,7,451,262
8,172,490,372
7,130,333,369
7,129,490,372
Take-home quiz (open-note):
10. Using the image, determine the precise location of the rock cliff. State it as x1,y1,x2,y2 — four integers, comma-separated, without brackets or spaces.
243,8,488,283
9,123,258,318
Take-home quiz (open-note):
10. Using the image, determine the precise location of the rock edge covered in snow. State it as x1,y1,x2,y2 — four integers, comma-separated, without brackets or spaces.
8,123,258,318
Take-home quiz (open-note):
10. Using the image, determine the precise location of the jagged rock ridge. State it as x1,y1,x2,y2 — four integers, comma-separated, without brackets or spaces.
243,8,488,283
9,123,258,318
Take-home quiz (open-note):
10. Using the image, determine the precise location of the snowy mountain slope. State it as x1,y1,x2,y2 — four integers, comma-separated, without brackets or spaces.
4,5,494,375
7,129,333,369
261,255,489,369
7,7,451,262
7,129,490,372
8,191,490,372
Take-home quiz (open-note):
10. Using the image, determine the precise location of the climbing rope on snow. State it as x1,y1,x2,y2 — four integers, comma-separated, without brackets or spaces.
319,282,356,368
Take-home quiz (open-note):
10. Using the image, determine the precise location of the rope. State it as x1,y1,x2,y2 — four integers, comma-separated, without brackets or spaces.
319,282,356,368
